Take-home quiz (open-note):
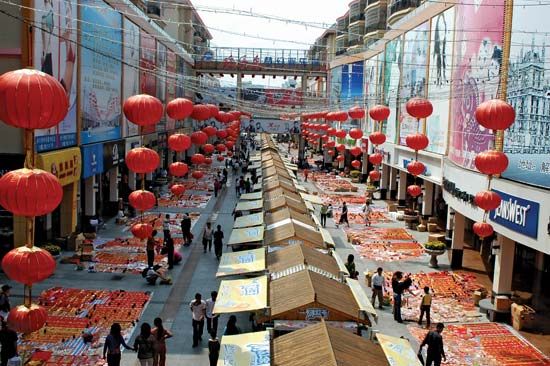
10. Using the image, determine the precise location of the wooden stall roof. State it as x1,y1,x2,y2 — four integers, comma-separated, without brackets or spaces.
267,244,340,277
264,222,324,248
263,177,297,193
264,195,308,214
264,207,315,227
263,166,291,180
263,187,303,203
273,321,388,366
269,270,364,322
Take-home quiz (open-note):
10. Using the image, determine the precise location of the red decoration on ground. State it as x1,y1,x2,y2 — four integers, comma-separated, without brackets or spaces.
191,131,208,145
406,133,429,151
406,98,433,119
350,146,362,157
368,153,383,165
169,162,188,177
170,184,185,196
0,169,62,217
369,170,381,181
192,171,204,179
1,246,56,285
351,160,361,169
191,104,210,121
474,150,509,176
406,161,425,176
123,94,163,126
125,148,160,174
474,190,502,211
168,134,191,152
369,132,386,145
131,223,154,239
474,99,515,131
166,98,193,120
129,190,156,211
8,304,48,334
349,128,363,140
369,105,390,121
473,222,494,238
348,107,365,119
191,153,206,165
407,185,422,197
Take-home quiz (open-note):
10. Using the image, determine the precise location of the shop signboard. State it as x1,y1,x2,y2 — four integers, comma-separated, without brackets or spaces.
218,331,270,366
340,61,363,109
103,140,125,170
36,147,81,186
489,190,539,239
242,119,300,134
81,143,104,179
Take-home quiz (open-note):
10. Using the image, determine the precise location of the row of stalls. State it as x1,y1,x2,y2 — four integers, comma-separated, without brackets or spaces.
212,135,422,365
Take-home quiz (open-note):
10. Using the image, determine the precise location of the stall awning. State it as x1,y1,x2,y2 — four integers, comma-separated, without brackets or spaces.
235,199,263,212
240,191,263,200
347,278,378,318
234,212,264,228
217,248,266,277
250,155,261,162
218,331,270,366
319,228,335,248
252,183,263,192
228,226,265,246
214,275,268,314
300,193,323,205
377,333,422,366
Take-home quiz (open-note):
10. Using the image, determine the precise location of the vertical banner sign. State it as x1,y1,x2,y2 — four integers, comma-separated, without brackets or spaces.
364,55,379,134
340,61,364,110
329,66,342,108
122,18,140,137
383,37,403,144
140,31,157,134
156,42,167,132
166,51,177,131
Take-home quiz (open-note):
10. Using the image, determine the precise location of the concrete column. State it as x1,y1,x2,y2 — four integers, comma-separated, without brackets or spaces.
60,182,77,236
380,163,390,200
450,211,465,269
445,206,455,242
109,167,119,202
84,176,96,216
532,251,545,308
361,151,368,175
129,171,137,190
397,169,407,204
422,181,434,216
236,73,243,103
389,167,398,199
492,235,515,297
301,76,308,98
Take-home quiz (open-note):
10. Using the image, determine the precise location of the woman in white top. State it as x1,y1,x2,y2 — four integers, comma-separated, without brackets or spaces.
203,222,213,253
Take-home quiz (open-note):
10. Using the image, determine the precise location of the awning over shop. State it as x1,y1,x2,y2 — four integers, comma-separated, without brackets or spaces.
300,193,323,205
272,319,357,332
240,191,263,200
252,183,263,192
263,222,325,249
214,275,268,314
377,333,422,366
234,212,264,228
267,244,341,279
263,195,308,214
263,177,297,193
227,226,265,246
250,155,261,162
347,278,378,318
263,187,303,203
235,199,263,212
319,228,335,248
216,248,266,277
218,331,271,366
264,207,316,228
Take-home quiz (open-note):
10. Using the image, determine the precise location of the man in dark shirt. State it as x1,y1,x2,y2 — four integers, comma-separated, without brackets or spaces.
0,320,17,366
391,271,412,323
419,323,446,366
181,214,192,246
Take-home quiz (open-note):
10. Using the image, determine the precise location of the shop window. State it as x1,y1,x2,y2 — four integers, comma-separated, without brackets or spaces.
512,243,537,292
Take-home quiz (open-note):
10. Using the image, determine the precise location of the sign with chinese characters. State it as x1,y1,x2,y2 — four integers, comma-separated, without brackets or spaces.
377,333,422,366
227,226,265,246
218,331,270,366
305,308,329,321
490,190,539,239
216,248,266,277
36,148,81,186
214,276,267,313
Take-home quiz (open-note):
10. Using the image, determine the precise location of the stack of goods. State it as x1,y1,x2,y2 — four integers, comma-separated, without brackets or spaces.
346,228,413,244
355,241,424,262
409,323,550,365
157,193,212,208
20,288,150,366
125,213,196,236
311,173,357,192
320,194,366,205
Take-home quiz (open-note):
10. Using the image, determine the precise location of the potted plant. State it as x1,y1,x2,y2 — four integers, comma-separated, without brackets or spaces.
366,184,378,194
422,241,446,268
42,244,62,258
350,170,361,183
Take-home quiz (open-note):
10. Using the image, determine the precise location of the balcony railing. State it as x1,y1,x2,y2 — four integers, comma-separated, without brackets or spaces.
349,13,366,24
388,0,421,18
365,22,386,34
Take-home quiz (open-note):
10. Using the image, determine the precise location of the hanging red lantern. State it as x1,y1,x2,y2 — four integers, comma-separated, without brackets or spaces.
206,104,219,118
334,111,348,122
351,160,361,169
335,129,347,139
350,146,362,157
349,128,363,140
406,133,429,151
473,222,494,238
216,129,228,139
348,107,365,119
131,223,154,240
407,184,422,197
191,153,206,165
368,153,383,165
204,157,213,165
192,170,204,179
336,144,346,152
0,169,62,217
191,104,211,121
217,155,225,162
191,131,208,145
474,150,509,176
169,162,188,177
336,155,345,162
369,132,386,145
166,98,193,120
215,111,228,123
325,112,335,122
170,184,186,197
406,161,425,176
327,127,336,136
216,144,227,152
474,99,515,131
322,143,327,149
202,144,215,155
227,151,234,157
123,94,163,126
406,98,433,119
168,134,191,152
369,170,381,181
0,69,68,129
125,148,160,174
321,135,329,142
327,149,335,156
202,125,217,137
1,246,55,285
369,105,390,121
129,190,156,211
226,141,235,150
326,141,336,148
8,304,48,334
474,190,502,211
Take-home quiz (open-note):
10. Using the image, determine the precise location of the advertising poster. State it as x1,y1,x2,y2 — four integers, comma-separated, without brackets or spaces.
364,55,379,134
166,51,177,131
242,89,302,106
80,0,122,144
398,22,429,145
213,276,268,313
241,119,300,134
155,42,167,132
33,0,77,152
503,6,550,188
140,31,156,134
448,0,504,169
329,66,342,108
426,8,455,154
383,37,403,144
218,331,270,366
340,61,364,109
122,18,140,137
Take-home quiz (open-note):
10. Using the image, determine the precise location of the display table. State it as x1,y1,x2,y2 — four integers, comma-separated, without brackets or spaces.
479,298,511,322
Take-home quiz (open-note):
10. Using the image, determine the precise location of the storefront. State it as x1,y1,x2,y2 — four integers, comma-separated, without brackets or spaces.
124,136,141,191
0,154,25,254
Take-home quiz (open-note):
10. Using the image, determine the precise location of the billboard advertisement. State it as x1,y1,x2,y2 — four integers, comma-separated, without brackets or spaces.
242,88,303,106
426,8,455,154
398,22,429,145
502,5,550,188
340,61,364,109
166,51,177,131
122,18,140,137
242,119,300,134
448,0,504,169
33,0,77,152
80,0,122,144
364,55,379,134
383,37,403,144
156,42,167,132
140,31,156,134
329,66,342,108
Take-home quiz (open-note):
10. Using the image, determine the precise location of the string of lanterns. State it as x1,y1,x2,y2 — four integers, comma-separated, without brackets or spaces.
367,105,390,183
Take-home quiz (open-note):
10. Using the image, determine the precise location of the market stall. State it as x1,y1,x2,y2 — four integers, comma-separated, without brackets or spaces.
377,333,422,366
264,187,303,203
216,247,266,277
234,212,264,228
240,191,263,200
227,225,265,249
264,195,309,215
218,331,271,366
234,199,264,214
214,275,268,314
264,207,316,229
264,221,325,250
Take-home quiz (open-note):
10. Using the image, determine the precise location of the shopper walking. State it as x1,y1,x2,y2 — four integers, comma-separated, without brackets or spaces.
180,214,192,246
152,317,172,366
303,168,309,182
213,225,224,260
419,323,446,366
418,286,432,328
337,202,349,228
391,271,412,323
223,315,241,336
205,291,219,336
0,320,18,366
371,267,385,309
146,231,157,269
203,222,213,253
208,331,220,366
0,285,11,320
164,234,175,270
362,200,372,227
344,254,359,280
320,203,328,227
133,323,156,366
103,323,132,366
190,293,206,347
162,214,170,240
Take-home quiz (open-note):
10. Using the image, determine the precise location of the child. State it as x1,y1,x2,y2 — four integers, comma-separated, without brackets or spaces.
418,286,432,328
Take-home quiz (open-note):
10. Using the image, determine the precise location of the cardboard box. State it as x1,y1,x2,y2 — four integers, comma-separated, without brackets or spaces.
388,204,398,212
428,233,445,242
428,217,438,224
417,224,427,232
495,296,512,312
427,223,438,232
511,303,536,331
473,290,486,306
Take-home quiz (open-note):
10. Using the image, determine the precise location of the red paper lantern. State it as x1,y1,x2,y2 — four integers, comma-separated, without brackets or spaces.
368,153,383,165
166,98,193,120
206,104,219,118
335,129,347,139
406,98,433,119
369,105,390,121
226,141,235,150
217,155,225,162
473,222,494,238
169,162,188,177
191,153,206,165
0,169,62,217
216,144,227,152
348,107,365,119
334,111,348,122
123,94,163,126
192,170,204,179
336,155,345,162
407,184,422,197
369,132,386,145
351,160,361,169
474,99,515,131
202,125,217,137
191,131,208,145
406,161,425,176
336,144,346,152
191,104,211,121
131,223,154,239
170,184,186,196
321,135,329,142
227,151,234,157
0,69,68,130
327,141,336,148
8,304,47,334
350,146,362,157
474,190,502,211
203,144,215,155
369,170,381,181
406,133,429,151
204,157,213,165
125,148,160,174
327,127,336,136
1,246,56,285
168,134,191,152
129,190,156,211
216,129,228,139
327,149,335,156
349,128,363,140
475,150,509,176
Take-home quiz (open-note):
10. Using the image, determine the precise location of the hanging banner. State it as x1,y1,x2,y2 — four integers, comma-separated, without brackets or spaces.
383,37,403,144
156,42,167,132
329,66,342,108
166,51,177,131
140,31,156,135
364,55,380,134
122,18,140,137
242,119,300,134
